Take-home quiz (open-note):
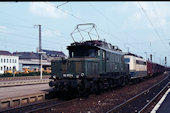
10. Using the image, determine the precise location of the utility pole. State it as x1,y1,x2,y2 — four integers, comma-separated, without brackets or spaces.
150,54,152,62
34,25,43,79
34,25,41,51
144,52,147,60
34,25,41,52
165,56,167,66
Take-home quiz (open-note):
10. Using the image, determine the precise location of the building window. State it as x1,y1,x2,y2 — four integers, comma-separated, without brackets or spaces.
4,59,5,63
1,59,2,63
7,59,8,63
15,59,17,63
13,59,14,63
1,67,2,70
10,59,11,63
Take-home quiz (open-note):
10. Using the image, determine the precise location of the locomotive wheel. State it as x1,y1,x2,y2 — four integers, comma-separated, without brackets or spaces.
94,81,103,94
77,85,84,96
67,87,78,98
92,81,100,94
121,76,126,87
77,85,89,97
108,79,114,90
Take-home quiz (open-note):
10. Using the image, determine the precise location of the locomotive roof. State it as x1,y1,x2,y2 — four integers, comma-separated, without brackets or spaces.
124,52,143,59
68,40,122,53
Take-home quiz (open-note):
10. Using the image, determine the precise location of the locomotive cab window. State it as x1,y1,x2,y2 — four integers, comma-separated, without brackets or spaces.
124,58,130,63
68,46,98,58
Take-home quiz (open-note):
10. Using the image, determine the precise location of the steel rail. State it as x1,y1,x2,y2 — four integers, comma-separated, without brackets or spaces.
0,75,50,81
138,82,170,113
106,74,169,113
1,94,79,113
0,98,61,113
25,98,79,113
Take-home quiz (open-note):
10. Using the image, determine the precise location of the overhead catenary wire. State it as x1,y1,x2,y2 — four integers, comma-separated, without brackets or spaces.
0,2,146,54
44,2,145,53
138,2,170,52
152,2,169,42
0,3,72,43
0,2,169,62
44,2,86,23
89,2,148,53
0,30,68,46
0,12,70,51
87,2,146,52
0,34,68,53
55,1,69,8
0,21,34,29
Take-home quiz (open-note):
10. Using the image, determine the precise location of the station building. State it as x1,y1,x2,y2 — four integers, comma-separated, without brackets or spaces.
13,49,66,72
42,49,66,61
13,51,49,72
0,50,19,74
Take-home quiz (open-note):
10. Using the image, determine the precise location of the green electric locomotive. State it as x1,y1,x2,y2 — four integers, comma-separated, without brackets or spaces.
49,40,129,95
49,24,130,96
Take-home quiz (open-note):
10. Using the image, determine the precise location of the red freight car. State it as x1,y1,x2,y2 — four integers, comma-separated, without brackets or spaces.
147,61,153,77
147,61,165,77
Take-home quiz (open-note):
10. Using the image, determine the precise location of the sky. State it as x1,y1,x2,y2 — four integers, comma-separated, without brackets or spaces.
0,1,170,66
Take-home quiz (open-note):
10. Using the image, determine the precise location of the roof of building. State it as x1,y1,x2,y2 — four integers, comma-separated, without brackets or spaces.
0,50,12,56
13,52,39,59
13,49,66,59
42,49,66,57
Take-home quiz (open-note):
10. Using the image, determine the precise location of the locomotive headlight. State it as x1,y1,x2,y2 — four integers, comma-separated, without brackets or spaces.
76,75,79,78
52,75,56,79
81,73,84,77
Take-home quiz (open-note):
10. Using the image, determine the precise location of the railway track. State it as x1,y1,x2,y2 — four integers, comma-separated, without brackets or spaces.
0,97,66,113
0,79,50,87
0,89,78,113
0,75,50,81
140,84,170,113
106,75,170,113
0,76,50,87
0,74,169,113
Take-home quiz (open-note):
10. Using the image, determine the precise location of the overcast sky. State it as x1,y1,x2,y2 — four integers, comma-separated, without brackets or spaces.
0,2,170,66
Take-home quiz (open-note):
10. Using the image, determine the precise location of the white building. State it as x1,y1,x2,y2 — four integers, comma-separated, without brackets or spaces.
0,51,19,74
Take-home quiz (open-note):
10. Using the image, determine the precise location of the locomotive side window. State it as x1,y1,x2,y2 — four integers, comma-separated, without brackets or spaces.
136,60,146,65
72,52,74,57
102,51,105,59
106,52,110,61
98,50,100,56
